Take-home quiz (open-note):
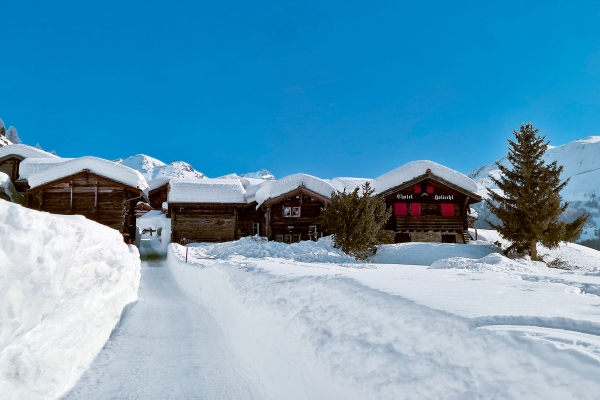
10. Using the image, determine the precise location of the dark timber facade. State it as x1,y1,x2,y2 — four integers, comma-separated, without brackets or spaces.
380,170,482,244
26,171,144,242
169,202,246,244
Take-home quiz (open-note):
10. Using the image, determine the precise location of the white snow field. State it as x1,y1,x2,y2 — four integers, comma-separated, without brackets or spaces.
0,200,141,400
168,237,600,400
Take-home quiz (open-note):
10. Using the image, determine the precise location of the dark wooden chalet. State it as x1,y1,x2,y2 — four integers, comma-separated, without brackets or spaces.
254,174,335,243
25,157,148,242
146,177,170,210
168,178,247,244
375,161,482,244
0,144,59,188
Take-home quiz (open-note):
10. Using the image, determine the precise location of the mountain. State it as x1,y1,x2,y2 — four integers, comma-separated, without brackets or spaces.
468,136,600,242
219,169,276,180
116,154,205,181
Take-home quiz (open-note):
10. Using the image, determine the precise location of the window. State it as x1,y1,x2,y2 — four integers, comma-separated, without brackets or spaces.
411,203,421,216
308,225,317,241
292,234,301,243
414,185,421,194
442,234,456,243
427,185,434,194
441,203,455,216
275,234,283,242
394,203,408,216
284,234,292,244
283,206,301,217
395,232,411,243
252,223,260,235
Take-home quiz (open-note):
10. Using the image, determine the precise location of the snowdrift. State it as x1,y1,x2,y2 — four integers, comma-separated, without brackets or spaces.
0,201,141,399
168,243,600,399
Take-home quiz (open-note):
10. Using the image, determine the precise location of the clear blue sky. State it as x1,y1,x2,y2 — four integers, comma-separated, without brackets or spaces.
1,1,600,178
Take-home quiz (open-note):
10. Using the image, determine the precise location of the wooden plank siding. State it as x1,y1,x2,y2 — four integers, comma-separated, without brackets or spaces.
26,171,142,242
170,203,245,244
147,184,168,210
263,189,328,242
0,155,23,183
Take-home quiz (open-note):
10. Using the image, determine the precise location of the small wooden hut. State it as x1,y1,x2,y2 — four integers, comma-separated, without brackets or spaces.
253,174,335,243
0,144,59,187
26,156,149,242
373,160,482,243
168,178,247,244
146,177,170,210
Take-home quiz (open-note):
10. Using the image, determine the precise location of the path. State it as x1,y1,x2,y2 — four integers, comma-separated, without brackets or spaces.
63,258,254,400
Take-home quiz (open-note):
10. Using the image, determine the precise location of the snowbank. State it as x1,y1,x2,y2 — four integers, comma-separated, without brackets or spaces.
0,144,58,160
373,160,479,194
370,242,501,265
430,253,547,273
28,156,148,191
0,201,141,399
168,178,246,203
0,172,23,203
168,244,600,399
187,236,357,264
254,173,336,208
136,210,172,256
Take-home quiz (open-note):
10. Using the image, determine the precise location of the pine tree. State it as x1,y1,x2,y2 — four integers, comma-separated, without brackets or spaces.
487,123,587,261
320,182,391,260
0,118,5,137
6,126,22,144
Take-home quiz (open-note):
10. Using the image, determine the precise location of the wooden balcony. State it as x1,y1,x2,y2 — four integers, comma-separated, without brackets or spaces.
396,216,464,232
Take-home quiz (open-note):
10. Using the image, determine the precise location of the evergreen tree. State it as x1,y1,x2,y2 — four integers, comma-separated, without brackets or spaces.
487,123,587,261
6,126,22,144
320,182,391,260
0,118,5,137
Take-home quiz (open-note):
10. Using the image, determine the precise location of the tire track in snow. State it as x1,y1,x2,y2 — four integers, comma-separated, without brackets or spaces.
62,259,254,400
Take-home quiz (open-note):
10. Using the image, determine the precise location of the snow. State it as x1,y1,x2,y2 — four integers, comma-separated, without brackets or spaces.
117,154,205,181
0,172,23,203
168,238,600,399
17,158,73,180
0,201,141,399
0,135,11,147
27,156,149,191
168,178,246,203
373,160,479,195
254,173,336,207
0,144,59,160
145,176,170,192
219,169,276,181
370,241,501,265
330,177,373,193
136,210,172,257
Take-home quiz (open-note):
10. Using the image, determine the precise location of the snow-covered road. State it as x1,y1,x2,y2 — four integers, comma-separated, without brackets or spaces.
63,259,254,400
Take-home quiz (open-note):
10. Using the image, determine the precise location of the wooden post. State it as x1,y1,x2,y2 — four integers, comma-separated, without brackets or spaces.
265,206,271,240
69,181,74,211
94,181,99,212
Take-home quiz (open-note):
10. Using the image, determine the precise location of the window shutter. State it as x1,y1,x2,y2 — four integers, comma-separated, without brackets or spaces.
414,185,421,194
441,203,455,216
411,203,421,216
394,203,408,216
427,186,434,194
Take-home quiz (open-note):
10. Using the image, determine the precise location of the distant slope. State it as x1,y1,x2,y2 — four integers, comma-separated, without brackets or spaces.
468,136,600,241
116,154,205,181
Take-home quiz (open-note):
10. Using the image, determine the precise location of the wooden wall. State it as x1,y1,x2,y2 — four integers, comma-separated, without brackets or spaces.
0,156,22,183
237,202,264,237
266,193,326,242
148,186,168,210
170,203,242,244
27,172,140,242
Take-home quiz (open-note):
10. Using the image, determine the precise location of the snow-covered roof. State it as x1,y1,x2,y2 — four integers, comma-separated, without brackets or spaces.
0,144,59,160
18,158,74,180
146,176,171,193
330,177,373,193
168,178,246,204
255,173,336,208
373,160,479,195
28,156,149,190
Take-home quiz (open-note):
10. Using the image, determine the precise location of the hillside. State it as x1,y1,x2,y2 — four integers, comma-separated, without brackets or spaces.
468,136,600,242
116,154,205,181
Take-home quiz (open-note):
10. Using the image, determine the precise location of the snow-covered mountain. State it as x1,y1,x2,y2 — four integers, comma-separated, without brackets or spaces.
115,154,205,181
468,136,600,241
218,169,276,180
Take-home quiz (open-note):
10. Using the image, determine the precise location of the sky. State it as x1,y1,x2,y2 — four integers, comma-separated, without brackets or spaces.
1,1,600,179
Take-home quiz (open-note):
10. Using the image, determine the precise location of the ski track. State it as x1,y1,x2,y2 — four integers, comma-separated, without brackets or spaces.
62,259,254,400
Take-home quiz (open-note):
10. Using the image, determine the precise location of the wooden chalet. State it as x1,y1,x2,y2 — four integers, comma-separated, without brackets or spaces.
25,156,149,243
373,161,482,243
253,174,336,243
0,144,59,191
146,177,170,210
168,178,247,244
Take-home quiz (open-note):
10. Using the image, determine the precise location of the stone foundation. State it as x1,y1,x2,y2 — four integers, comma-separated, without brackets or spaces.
407,231,464,244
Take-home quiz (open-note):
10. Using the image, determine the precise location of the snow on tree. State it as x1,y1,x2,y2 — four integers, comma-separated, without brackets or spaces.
35,143,42,149
0,119,5,137
487,123,587,261
320,182,391,260
6,126,22,144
